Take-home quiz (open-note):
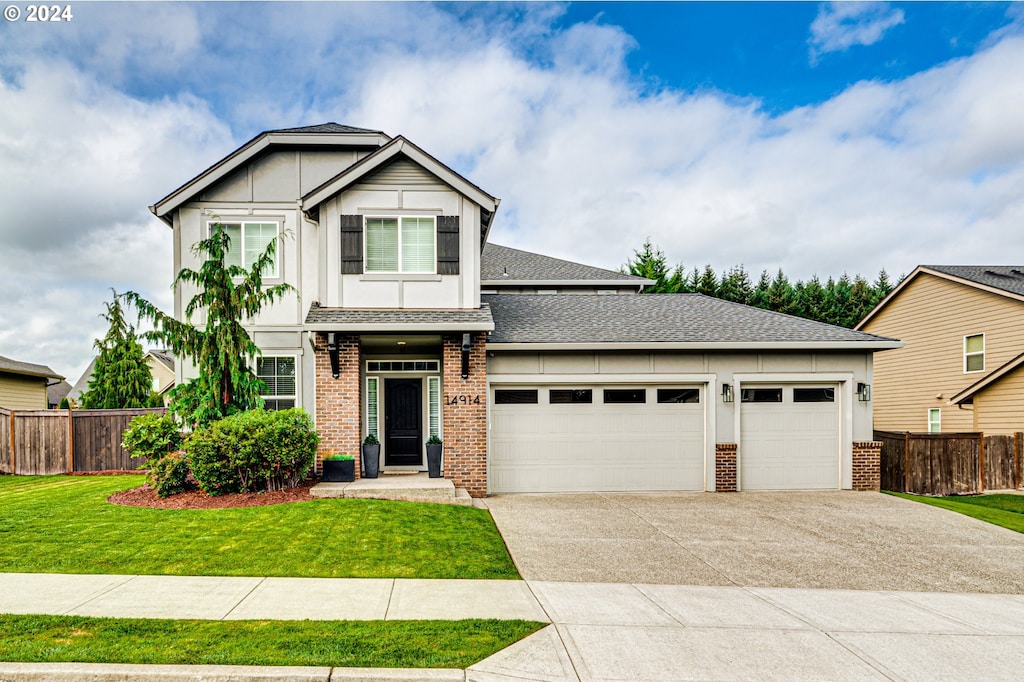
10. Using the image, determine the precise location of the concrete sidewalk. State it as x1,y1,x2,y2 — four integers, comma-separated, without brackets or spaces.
3,574,1024,680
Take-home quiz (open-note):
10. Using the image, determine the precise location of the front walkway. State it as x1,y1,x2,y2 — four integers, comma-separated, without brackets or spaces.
2,574,1024,681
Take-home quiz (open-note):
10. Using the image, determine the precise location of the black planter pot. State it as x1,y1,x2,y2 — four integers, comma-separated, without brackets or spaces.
322,458,355,482
426,444,443,478
361,444,380,479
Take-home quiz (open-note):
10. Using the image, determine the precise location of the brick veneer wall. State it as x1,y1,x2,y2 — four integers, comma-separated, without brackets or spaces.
852,440,881,491
442,333,488,497
313,333,362,476
715,443,738,492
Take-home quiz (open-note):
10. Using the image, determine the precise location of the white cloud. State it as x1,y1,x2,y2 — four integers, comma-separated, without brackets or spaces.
809,2,905,61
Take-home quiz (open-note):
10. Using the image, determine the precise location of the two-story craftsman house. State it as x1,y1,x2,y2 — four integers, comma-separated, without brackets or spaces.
152,123,900,496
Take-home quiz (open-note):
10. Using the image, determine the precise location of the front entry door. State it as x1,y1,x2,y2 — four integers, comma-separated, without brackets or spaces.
384,378,422,466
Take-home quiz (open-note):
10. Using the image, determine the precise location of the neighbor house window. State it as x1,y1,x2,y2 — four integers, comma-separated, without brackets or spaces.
216,222,280,277
365,216,435,273
928,408,941,433
257,356,296,410
964,334,985,373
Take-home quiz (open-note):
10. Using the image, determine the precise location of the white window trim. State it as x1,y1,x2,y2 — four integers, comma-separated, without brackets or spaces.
963,333,985,374
928,408,941,433
257,354,298,409
209,219,282,279
364,215,437,274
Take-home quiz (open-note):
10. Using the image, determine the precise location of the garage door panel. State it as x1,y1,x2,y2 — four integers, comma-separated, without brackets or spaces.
490,384,706,493
740,384,840,491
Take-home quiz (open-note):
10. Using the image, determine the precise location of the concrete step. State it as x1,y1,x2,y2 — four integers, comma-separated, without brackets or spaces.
310,473,473,506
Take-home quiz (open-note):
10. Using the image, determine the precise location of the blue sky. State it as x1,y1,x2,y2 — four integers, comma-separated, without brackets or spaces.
1,2,1024,381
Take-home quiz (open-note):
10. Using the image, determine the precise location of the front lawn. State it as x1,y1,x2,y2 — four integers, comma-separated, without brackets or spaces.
0,614,544,668
888,492,1024,534
0,476,519,579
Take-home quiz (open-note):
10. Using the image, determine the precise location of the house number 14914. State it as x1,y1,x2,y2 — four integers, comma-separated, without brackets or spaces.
445,394,481,405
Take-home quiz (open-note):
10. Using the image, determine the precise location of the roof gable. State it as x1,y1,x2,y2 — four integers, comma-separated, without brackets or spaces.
151,122,391,222
481,244,651,286
0,355,63,380
856,265,1024,330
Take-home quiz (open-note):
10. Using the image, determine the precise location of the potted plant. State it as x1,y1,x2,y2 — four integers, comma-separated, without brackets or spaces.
322,454,355,482
361,433,380,479
425,435,443,478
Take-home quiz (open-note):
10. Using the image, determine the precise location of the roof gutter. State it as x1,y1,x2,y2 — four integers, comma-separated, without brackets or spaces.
305,322,495,333
481,279,654,287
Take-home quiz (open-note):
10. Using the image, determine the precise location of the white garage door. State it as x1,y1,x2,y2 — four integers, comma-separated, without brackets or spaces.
740,384,840,491
489,385,706,494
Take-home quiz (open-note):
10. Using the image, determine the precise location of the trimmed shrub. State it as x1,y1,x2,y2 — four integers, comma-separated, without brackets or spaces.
186,409,319,495
150,451,193,498
122,413,183,469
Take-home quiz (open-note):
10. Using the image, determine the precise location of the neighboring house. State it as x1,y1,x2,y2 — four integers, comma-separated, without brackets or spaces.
151,122,900,495
0,355,65,410
47,380,72,409
146,349,176,400
65,357,94,407
857,266,1024,435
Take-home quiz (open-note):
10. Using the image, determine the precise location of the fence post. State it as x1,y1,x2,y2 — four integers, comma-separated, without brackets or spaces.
67,408,74,473
8,410,14,474
1016,432,1022,490
904,431,910,493
978,432,985,494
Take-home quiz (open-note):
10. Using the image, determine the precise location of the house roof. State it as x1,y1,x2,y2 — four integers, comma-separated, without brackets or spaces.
484,294,902,350
151,122,391,222
146,349,175,372
856,265,1024,329
67,357,95,402
0,355,64,381
304,303,494,332
48,380,72,406
481,244,651,287
948,351,1024,406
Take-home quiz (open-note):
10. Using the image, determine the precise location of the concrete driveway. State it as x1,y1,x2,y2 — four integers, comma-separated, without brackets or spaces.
485,491,1024,592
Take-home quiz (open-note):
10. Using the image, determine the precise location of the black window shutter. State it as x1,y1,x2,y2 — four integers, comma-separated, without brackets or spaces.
436,216,459,275
340,214,363,274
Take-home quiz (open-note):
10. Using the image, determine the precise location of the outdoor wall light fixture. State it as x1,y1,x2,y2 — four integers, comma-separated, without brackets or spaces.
857,383,872,402
721,383,734,403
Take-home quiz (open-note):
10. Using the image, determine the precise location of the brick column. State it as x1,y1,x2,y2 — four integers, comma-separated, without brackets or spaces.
442,333,488,497
852,440,881,491
715,443,738,492
313,333,362,476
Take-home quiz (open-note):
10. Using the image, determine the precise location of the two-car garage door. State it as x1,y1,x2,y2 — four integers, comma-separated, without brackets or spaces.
489,385,706,494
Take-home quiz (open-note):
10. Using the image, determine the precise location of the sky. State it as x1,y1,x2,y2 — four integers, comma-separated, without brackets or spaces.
2,1,1024,383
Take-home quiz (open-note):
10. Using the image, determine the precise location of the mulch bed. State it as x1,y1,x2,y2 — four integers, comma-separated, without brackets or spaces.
108,481,316,509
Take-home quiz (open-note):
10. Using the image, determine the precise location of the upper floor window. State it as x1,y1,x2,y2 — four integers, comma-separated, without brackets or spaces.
964,334,984,373
365,216,435,273
215,222,280,278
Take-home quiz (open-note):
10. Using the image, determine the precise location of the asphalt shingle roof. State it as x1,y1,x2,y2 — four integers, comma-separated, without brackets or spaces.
0,355,63,380
925,266,1024,298
484,294,898,345
305,304,494,328
481,244,647,283
267,123,385,135
147,349,176,371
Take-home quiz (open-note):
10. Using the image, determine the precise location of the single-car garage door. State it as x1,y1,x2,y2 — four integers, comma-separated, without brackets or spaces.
489,384,706,493
740,384,840,490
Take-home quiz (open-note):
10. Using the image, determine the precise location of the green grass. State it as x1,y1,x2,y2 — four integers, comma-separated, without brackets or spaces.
888,492,1024,534
0,475,519,579
0,614,545,668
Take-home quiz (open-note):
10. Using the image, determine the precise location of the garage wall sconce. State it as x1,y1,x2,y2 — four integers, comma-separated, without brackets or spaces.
721,383,734,403
857,383,872,402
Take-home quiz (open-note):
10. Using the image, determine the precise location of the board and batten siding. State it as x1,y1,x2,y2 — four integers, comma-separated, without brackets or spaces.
861,273,1024,433
0,374,48,410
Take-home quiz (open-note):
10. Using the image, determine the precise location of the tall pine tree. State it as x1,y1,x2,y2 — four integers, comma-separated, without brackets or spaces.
81,291,153,409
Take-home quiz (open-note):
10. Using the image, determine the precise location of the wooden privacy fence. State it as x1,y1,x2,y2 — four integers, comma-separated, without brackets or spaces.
1,406,167,475
876,430,1023,495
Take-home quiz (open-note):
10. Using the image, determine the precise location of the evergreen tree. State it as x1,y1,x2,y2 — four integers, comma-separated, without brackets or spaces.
798,276,827,323
625,239,673,293
873,269,894,304
695,264,719,296
767,269,798,315
849,275,875,327
749,270,772,310
124,224,294,426
719,265,753,304
81,291,153,409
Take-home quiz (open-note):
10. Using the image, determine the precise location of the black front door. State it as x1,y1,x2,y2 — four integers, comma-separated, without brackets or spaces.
384,378,422,466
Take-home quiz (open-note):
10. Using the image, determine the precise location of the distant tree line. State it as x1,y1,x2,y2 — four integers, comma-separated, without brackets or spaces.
624,240,898,329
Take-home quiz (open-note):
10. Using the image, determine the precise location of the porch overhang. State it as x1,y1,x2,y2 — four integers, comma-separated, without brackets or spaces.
304,304,494,333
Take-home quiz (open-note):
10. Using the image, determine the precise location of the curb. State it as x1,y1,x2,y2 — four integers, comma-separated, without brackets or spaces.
0,663,466,682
